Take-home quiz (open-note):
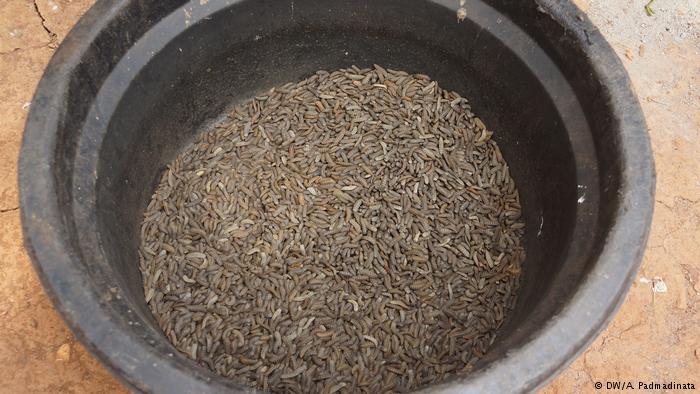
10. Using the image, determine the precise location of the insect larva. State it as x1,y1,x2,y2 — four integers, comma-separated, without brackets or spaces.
280,365,308,379
139,65,525,393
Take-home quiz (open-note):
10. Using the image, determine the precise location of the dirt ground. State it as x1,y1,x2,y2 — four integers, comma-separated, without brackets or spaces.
0,0,697,393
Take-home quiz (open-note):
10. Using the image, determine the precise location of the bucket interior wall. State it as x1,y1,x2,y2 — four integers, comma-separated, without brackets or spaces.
60,0,607,382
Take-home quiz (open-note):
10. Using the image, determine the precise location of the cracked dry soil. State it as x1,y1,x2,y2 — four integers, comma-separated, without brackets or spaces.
0,0,698,392
32,0,58,46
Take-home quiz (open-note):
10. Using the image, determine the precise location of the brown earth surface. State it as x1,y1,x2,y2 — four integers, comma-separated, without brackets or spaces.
0,0,697,392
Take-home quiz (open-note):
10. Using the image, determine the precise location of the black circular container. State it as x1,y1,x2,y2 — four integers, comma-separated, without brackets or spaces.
20,0,654,392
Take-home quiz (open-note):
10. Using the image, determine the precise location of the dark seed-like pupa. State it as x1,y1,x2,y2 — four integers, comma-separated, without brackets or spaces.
139,65,525,393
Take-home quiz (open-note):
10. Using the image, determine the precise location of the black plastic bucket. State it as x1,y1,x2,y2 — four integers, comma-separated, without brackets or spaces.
20,0,654,392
